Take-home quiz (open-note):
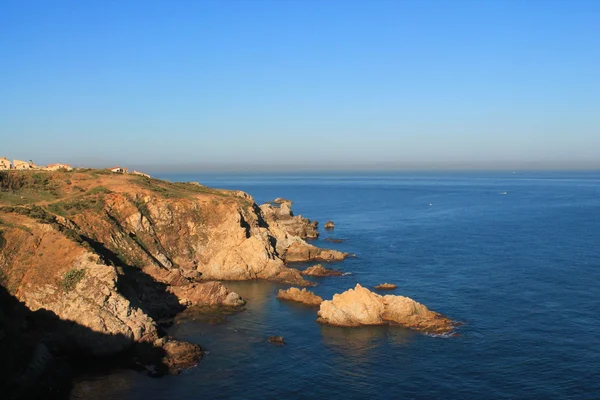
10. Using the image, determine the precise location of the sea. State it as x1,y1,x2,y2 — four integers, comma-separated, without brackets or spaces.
70,172,600,399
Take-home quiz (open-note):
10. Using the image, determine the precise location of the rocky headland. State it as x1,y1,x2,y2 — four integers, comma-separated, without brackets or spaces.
317,284,455,334
276,287,324,306
0,169,345,398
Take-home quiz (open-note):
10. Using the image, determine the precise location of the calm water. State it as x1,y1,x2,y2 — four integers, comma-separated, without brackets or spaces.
71,172,600,399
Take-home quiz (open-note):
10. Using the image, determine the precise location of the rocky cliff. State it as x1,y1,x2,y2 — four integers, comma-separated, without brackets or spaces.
0,169,346,397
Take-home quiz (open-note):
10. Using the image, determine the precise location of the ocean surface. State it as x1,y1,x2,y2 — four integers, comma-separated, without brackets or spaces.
71,172,600,399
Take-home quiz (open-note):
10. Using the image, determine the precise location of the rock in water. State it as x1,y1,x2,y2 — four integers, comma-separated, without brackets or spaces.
268,336,285,345
324,221,335,230
317,284,455,334
374,283,397,290
277,287,323,306
301,264,344,277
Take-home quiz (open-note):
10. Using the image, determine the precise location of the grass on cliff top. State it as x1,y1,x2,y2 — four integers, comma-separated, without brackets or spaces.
46,186,111,217
130,174,237,200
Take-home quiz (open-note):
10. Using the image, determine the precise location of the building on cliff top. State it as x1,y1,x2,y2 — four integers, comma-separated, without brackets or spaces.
131,170,150,178
110,166,128,173
0,157,12,170
42,163,73,171
13,160,37,170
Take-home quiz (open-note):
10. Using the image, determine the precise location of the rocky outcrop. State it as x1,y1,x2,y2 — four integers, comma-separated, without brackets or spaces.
324,221,335,230
260,198,319,239
301,264,344,277
283,241,347,263
168,281,245,307
277,287,323,306
317,284,455,334
157,338,203,374
374,283,397,290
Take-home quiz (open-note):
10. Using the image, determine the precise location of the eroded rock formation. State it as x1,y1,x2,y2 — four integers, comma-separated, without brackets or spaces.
259,198,319,239
317,284,455,334
277,287,323,306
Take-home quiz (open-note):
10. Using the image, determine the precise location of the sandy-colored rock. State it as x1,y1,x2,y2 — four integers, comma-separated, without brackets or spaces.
301,264,343,277
324,221,335,230
168,281,245,307
260,199,319,239
317,284,455,334
283,241,347,263
318,284,386,327
277,287,323,306
374,283,397,290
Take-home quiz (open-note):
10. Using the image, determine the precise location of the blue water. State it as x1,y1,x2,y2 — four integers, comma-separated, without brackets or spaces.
71,172,600,399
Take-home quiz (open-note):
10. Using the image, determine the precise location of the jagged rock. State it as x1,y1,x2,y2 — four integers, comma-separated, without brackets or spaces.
260,199,319,239
324,221,335,230
301,264,343,277
168,281,245,307
277,287,323,306
284,241,347,263
317,284,455,334
160,339,203,374
374,283,397,290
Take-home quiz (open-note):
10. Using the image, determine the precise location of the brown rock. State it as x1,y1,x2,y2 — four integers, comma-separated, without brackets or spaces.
374,283,397,290
259,199,319,239
168,281,245,307
317,284,455,334
324,238,345,243
268,335,285,345
283,241,347,263
324,221,335,230
160,339,203,374
301,264,343,277
277,287,323,306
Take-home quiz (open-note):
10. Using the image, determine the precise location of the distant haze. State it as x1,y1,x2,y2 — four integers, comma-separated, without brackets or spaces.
1,0,599,171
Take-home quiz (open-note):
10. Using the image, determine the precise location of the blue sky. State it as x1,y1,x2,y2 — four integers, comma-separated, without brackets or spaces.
1,0,599,170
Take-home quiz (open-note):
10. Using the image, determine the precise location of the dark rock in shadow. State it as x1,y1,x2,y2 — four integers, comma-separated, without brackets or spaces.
0,284,197,400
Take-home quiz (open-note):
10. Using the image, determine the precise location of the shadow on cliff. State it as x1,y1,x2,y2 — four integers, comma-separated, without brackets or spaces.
74,232,184,321
0,284,172,400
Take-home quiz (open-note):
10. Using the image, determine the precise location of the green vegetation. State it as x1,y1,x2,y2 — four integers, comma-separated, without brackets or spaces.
47,189,108,216
60,268,85,291
0,205,56,224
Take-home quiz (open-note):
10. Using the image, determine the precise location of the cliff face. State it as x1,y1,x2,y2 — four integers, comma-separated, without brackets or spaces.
0,170,344,373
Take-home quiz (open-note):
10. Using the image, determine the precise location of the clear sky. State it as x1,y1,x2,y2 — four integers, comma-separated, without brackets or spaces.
1,0,599,171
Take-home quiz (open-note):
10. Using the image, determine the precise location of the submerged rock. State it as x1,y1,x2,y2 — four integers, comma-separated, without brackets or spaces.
277,287,323,306
374,283,397,290
301,264,344,277
324,238,345,243
317,284,455,334
268,336,285,345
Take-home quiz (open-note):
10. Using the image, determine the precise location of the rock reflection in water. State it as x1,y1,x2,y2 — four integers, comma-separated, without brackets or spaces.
320,324,415,360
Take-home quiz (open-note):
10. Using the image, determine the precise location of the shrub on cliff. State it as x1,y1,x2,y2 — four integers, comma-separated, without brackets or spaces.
60,268,85,291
